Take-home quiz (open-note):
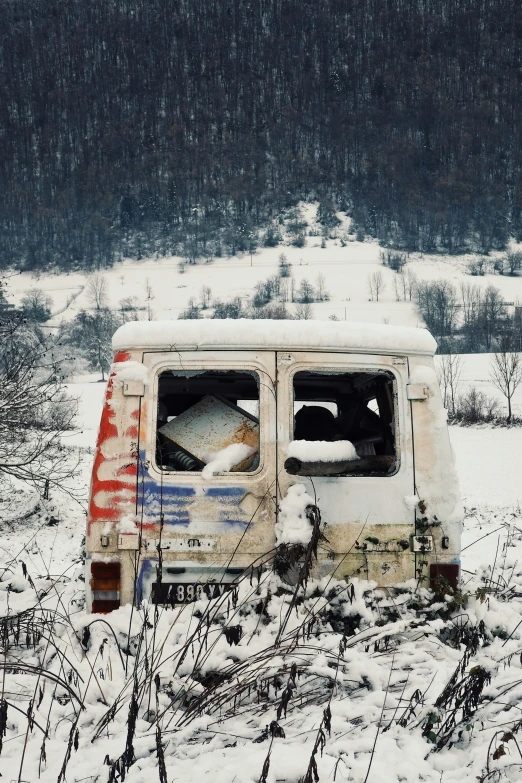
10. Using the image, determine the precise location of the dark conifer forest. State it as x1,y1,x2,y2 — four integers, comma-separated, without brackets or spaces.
2,0,522,269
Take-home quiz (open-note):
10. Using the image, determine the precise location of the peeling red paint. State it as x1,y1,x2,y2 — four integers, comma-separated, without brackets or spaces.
88,354,139,531
113,350,132,363
116,464,137,477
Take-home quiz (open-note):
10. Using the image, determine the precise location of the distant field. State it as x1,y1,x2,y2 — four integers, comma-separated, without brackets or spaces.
8,203,522,421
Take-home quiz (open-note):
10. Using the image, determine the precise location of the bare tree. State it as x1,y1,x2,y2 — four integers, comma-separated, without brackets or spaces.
0,314,78,493
375,270,385,301
368,271,385,302
279,278,290,302
460,283,481,327
119,296,140,323
405,270,417,301
20,288,53,322
415,280,458,341
145,277,155,320
479,285,504,350
367,273,375,301
505,251,522,276
438,354,464,415
200,285,212,309
395,269,415,301
297,279,315,303
294,302,313,320
314,273,329,301
86,274,109,311
490,340,522,423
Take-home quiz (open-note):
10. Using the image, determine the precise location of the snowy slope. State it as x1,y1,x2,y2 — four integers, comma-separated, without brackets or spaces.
7,203,522,329
6,203,522,419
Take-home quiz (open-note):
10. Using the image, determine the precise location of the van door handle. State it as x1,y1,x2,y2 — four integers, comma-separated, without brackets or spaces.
407,383,429,401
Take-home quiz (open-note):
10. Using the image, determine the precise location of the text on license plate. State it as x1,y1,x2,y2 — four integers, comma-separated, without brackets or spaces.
151,582,234,604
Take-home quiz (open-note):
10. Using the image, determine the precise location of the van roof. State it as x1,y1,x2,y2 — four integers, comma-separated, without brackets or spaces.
113,320,436,357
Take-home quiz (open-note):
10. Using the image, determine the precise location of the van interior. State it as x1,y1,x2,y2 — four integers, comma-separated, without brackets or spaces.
155,367,396,476
291,370,396,476
156,370,260,472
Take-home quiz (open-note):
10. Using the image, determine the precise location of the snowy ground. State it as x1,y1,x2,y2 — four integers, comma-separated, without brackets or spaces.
0,372,521,782
2,211,522,781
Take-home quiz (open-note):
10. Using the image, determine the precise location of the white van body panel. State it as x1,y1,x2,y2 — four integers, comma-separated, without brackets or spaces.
276,351,416,584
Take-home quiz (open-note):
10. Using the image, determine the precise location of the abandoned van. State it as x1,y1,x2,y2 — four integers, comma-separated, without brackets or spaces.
86,320,462,613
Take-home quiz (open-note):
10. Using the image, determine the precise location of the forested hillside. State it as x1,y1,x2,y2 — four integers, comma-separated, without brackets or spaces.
2,0,522,269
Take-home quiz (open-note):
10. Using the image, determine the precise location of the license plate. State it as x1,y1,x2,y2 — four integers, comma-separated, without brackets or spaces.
151,581,234,604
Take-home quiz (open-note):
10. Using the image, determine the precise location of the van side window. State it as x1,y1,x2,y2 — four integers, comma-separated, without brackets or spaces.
289,370,397,477
156,370,260,473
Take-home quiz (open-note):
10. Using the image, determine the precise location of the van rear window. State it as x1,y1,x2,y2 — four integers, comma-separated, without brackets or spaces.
156,370,260,473
290,369,397,477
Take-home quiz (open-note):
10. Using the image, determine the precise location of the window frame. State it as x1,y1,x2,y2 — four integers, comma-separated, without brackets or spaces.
150,363,265,478
288,363,401,478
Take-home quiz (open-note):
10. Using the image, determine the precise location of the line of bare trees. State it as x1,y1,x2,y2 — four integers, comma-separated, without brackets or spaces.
179,266,329,322
438,345,522,425
414,280,522,354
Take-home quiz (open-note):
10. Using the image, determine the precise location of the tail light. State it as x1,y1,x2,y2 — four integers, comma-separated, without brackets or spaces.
430,563,459,594
91,562,120,613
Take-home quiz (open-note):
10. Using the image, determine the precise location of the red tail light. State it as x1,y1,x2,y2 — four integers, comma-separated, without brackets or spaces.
91,562,120,613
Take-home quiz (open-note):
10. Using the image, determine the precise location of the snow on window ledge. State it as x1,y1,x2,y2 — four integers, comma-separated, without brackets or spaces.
202,443,256,478
287,440,358,463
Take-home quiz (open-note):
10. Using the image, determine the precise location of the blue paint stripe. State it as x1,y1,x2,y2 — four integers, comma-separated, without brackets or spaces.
206,487,245,498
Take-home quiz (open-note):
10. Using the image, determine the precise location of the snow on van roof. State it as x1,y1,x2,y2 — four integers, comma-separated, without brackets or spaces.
113,320,436,356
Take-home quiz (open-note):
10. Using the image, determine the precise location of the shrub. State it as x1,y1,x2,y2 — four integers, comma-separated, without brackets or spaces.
263,226,281,247
178,299,201,319
212,298,244,319
505,251,522,276
249,302,292,319
467,258,487,276
278,254,291,278
451,386,500,424
380,249,406,272
291,233,306,248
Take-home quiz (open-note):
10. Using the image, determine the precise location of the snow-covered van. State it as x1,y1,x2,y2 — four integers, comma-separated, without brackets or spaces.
86,320,462,612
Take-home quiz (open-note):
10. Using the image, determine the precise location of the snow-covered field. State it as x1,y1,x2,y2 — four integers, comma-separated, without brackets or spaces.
0,368,521,782
8,238,522,328
1,214,522,782
7,203,522,419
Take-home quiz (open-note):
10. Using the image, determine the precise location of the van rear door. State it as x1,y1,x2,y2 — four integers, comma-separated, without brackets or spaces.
137,350,277,602
276,351,416,584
